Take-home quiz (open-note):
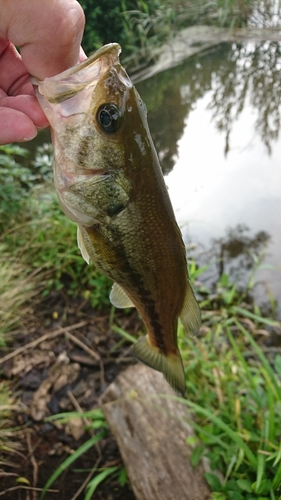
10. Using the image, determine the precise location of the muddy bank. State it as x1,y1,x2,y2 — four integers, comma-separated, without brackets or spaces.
0,292,140,499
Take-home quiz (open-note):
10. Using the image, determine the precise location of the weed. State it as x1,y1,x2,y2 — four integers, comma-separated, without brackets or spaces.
175,296,281,498
1,184,112,309
114,259,281,498
0,382,22,466
40,409,126,499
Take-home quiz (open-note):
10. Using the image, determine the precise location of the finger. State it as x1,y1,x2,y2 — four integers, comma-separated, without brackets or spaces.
1,94,49,128
0,40,27,94
79,46,87,62
0,0,85,79
0,107,38,145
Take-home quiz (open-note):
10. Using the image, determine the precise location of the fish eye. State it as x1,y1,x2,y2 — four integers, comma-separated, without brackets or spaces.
97,103,121,133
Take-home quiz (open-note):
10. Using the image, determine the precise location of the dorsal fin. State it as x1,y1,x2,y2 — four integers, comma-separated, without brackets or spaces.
179,282,201,336
109,283,135,308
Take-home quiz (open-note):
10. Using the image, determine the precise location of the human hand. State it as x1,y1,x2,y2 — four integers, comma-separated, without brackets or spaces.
0,0,85,145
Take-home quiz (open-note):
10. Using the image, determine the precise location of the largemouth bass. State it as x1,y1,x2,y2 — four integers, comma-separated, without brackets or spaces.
31,43,201,395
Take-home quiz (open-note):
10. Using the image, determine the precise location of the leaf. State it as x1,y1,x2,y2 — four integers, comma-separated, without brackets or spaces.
204,472,222,492
255,452,265,492
219,273,229,287
16,477,30,485
190,445,205,468
252,479,271,495
85,466,119,500
232,306,279,327
227,492,244,500
223,479,240,491
40,431,106,499
211,494,226,500
274,354,281,376
186,435,198,446
236,479,252,493
117,467,127,487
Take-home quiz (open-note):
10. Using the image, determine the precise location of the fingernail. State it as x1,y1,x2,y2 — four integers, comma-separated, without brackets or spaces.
21,131,37,141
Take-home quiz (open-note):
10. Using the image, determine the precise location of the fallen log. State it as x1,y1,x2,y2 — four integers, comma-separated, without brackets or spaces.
100,364,211,500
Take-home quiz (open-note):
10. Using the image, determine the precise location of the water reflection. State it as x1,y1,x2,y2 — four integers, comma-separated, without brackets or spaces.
136,41,281,313
137,41,281,166
211,224,270,284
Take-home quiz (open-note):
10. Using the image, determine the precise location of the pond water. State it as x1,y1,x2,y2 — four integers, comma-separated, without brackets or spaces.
136,42,281,316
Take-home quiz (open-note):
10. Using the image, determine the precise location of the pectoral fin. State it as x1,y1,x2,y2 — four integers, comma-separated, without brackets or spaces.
133,335,186,396
77,226,90,264
109,283,135,308
179,282,201,336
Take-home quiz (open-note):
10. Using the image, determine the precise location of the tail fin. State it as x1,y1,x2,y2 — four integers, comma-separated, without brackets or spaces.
133,335,186,396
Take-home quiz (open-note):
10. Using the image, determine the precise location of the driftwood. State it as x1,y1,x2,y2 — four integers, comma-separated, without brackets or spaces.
100,364,211,500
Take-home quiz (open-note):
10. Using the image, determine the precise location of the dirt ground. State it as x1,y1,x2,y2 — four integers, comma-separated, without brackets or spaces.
1,291,141,499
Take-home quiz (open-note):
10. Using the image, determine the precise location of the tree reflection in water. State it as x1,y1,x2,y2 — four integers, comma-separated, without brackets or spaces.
137,41,281,170
212,224,270,282
188,224,271,302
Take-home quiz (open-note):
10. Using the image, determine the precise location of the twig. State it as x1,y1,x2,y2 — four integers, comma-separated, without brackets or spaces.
65,332,100,361
66,392,103,500
0,321,87,365
67,390,92,432
66,332,105,385
67,389,103,497
67,390,102,459
26,433,39,500
70,456,102,500
0,486,59,496
0,471,19,477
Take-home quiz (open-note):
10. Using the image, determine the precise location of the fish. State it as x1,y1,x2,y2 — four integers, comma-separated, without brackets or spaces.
31,43,201,396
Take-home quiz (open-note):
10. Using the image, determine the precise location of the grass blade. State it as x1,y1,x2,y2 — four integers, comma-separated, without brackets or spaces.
159,395,257,468
113,325,137,344
231,306,279,327
256,452,265,492
234,319,281,401
40,431,106,499
84,466,119,500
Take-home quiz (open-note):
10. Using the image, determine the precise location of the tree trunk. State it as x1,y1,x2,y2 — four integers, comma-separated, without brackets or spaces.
100,364,211,500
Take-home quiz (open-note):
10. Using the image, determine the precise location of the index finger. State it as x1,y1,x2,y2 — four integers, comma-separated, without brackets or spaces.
0,0,85,79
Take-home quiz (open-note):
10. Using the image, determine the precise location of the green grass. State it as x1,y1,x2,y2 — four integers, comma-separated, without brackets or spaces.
40,410,126,499
1,186,112,311
175,318,281,498
112,260,281,499
79,0,259,69
1,141,281,498
0,382,23,467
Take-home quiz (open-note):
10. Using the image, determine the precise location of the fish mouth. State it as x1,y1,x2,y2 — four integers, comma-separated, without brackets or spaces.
30,43,129,105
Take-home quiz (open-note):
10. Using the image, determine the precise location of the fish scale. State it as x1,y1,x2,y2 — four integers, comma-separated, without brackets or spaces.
31,43,201,395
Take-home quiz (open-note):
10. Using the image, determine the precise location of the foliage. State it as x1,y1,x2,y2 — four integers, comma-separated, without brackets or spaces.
0,144,112,311
78,0,260,69
115,258,281,499
0,382,22,465
0,144,32,224
79,0,183,68
176,318,281,499
1,188,112,309
175,263,281,499
0,251,42,343
41,410,126,499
